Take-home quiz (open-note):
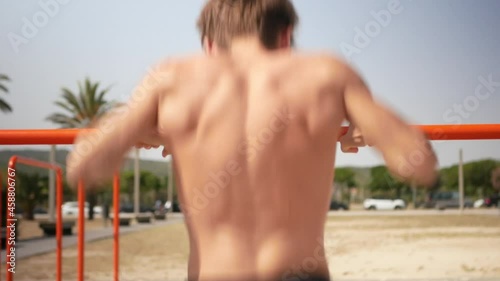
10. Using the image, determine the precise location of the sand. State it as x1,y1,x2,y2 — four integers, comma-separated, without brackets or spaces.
3,212,500,281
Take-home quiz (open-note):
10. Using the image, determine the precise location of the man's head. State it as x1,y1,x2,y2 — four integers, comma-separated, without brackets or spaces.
197,0,298,54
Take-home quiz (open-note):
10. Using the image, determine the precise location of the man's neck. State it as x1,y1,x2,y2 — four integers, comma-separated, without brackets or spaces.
229,36,266,57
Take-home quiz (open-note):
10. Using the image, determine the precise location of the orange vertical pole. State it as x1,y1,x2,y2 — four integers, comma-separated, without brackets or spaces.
77,180,85,281
6,157,17,281
0,173,2,281
56,170,63,281
113,173,120,281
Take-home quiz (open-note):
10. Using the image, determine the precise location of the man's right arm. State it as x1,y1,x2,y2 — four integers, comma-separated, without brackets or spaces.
341,65,438,187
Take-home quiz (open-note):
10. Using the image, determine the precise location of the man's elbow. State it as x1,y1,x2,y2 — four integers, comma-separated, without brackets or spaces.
413,153,439,188
390,144,439,188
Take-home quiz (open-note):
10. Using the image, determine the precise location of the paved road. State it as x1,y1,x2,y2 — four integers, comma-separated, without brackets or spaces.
165,209,500,220
328,208,500,217
1,216,182,262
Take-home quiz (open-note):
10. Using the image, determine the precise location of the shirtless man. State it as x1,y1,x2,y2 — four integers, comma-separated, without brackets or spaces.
66,0,438,280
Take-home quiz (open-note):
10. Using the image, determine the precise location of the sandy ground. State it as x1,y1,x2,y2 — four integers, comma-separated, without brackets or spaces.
3,212,500,281
17,216,107,240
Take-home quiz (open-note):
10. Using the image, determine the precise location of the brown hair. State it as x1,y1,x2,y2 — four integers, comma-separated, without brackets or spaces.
197,0,298,50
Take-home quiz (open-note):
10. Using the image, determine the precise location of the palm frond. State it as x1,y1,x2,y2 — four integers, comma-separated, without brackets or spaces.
96,86,111,104
46,113,82,128
0,74,10,94
61,88,82,110
61,88,85,120
0,84,8,93
80,79,94,119
87,79,100,116
0,98,13,112
54,101,76,114
47,78,114,128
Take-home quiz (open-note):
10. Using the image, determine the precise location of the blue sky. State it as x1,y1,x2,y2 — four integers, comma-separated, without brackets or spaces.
0,0,499,168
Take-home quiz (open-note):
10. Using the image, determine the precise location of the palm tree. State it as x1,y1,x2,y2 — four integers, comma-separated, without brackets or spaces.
46,77,115,128
0,74,13,113
47,77,114,220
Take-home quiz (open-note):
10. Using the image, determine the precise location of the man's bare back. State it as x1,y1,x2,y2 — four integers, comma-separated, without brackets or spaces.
140,39,434,280
158,42,346,281
67,37,437,281
66,1,438,280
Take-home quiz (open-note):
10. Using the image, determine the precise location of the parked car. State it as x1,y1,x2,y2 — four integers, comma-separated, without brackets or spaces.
484,194,500,208
329,201,349,211
474,199,485,208
119,203,154,214
363,198,405,210
62,201,102,216
34,207,48,214
170,202,182,213
164,201,172,211
423,191,473,210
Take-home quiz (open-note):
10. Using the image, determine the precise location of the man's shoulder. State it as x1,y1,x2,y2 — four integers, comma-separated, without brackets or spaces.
295,51,351,71
286,51,356,83
145,53,223,89
154,53,207,69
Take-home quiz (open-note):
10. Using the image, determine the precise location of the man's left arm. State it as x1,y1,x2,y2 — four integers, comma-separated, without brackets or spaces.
66,75,162,188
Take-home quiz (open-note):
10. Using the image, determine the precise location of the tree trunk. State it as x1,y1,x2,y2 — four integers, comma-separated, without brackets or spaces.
22,201,35,221
87,192,97,220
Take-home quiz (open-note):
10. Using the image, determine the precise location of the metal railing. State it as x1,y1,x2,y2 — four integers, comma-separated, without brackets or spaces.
1,124,500,281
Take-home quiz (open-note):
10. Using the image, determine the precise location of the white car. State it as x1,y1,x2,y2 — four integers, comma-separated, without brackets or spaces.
363,198,406,210
474,199,485,208
62,201,102,216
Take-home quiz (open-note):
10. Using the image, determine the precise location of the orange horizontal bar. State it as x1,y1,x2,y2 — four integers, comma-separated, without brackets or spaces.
0,129,83,145
13,155,63,171
0,124,499,145
419,124,500,141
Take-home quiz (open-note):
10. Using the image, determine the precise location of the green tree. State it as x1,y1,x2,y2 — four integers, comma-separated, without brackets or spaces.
334,168,357,187
334,167,357,202
46,77,113,128
121,171,135,199
46,77,113,220
0,74,13,113
439,159,498,197
440,165,458,190
368,165,409,199
491,166,500,192
120,170,163,205
142,171,162,199
466,160,497,195
16,172,48,220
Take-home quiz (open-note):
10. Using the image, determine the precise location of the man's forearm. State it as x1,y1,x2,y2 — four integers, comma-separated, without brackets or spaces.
67,126,131,188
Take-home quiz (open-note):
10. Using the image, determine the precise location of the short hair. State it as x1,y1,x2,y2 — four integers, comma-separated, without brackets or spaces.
197,0,298,50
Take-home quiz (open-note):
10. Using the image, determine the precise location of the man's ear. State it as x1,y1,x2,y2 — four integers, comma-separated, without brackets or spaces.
278,26,293,49
203,37,212,54
203,37,219,56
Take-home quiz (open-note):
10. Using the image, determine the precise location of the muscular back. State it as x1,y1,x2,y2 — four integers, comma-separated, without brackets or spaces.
157,52,346,280
68,43,435,280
